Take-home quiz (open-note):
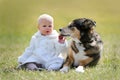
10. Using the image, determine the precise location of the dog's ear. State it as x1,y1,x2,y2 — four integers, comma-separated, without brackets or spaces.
73,18,96,30
82,19,96,29
73,18,86,30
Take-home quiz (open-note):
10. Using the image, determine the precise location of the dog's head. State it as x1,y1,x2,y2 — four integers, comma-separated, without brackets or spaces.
59,18,96,40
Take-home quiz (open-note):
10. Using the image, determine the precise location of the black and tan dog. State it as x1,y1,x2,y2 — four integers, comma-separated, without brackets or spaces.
59,18,103,73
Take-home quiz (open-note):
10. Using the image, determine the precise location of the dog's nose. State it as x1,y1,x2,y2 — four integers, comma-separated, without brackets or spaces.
59,29,62,32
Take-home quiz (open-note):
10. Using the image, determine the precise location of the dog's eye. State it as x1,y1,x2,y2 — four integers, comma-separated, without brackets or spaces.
68,25,72,28
70,27,75,31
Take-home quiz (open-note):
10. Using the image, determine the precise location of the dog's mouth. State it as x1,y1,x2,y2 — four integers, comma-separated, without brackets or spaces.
60,34,70,37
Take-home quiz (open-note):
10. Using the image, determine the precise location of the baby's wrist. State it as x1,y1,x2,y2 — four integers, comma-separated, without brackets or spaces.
59,40,65,44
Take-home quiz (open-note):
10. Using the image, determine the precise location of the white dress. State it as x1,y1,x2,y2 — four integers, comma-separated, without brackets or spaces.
18,30,68,70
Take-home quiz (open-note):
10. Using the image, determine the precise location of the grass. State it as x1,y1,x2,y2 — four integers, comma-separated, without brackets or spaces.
0,0,120,80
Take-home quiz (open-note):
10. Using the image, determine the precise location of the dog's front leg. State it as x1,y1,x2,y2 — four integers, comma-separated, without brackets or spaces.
75,57,93,73
60,57,73,73
60,65,69,73
75,60,85,73
60,48,74,73
75,66,84,73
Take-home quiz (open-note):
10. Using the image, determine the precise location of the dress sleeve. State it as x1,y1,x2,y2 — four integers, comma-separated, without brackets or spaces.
54,40,68,56
18,36,36,64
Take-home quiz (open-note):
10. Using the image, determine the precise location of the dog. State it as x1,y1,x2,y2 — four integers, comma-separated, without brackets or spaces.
59,18,103,73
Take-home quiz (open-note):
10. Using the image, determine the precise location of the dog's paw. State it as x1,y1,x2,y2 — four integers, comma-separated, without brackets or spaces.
60,66,69,73
75,66,84,73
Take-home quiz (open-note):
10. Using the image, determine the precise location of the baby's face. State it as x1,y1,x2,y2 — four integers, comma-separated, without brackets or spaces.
38,19,53,36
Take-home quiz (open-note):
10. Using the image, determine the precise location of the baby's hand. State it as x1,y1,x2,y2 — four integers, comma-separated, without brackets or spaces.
58,35,66,44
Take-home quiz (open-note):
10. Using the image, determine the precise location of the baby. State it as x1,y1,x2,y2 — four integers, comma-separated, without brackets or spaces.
17,14,68,71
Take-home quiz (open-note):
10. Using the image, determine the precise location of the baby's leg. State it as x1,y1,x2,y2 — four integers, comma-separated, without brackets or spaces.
26,63,38,70
47,63,62,71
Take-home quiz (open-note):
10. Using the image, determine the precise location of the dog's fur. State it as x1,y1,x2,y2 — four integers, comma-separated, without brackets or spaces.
59,18,103,73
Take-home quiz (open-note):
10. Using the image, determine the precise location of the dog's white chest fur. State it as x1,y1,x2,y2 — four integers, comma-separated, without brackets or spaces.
73,42,88,66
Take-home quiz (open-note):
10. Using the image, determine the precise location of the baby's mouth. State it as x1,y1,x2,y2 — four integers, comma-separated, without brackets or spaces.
46,31,50,33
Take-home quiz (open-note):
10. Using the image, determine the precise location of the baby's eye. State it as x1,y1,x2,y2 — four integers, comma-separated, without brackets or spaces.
48,25,52,27
43,25,47,27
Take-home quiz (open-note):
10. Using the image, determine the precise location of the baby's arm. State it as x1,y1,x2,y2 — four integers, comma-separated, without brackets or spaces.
55,35,68,55
18,36,35,64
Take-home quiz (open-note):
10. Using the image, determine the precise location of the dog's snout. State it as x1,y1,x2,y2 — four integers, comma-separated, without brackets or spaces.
59,29,62,31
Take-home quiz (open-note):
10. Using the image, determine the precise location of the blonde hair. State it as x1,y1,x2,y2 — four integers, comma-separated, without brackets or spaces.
38,14,54,25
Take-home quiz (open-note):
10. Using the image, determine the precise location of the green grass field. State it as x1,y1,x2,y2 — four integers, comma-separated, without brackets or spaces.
0,0,120,80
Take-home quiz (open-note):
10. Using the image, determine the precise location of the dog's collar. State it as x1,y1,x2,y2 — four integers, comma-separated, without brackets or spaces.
72,38,83,45
79,42,82,45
